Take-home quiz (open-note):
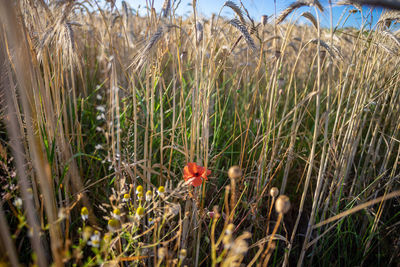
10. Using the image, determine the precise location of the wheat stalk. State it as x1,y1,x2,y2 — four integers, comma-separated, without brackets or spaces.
161,0,170,18
229,19,257,52
301,12,318,29
276,1,309,24
224,1,246,24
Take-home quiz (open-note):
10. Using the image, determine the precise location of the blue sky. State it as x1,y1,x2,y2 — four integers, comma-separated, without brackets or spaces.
121,0,384,28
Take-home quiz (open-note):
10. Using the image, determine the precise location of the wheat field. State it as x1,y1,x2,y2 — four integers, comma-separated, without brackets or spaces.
0,0,399,266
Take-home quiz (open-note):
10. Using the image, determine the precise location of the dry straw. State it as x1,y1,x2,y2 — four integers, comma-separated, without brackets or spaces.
228,166,242,216
262,195,290,265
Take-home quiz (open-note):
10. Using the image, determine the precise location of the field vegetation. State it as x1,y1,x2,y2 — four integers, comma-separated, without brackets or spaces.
0,0,400,266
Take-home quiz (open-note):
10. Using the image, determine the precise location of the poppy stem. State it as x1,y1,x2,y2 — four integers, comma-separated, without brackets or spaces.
229,177,236,222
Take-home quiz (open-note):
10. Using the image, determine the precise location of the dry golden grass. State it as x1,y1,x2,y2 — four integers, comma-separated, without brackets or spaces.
0,0,399,266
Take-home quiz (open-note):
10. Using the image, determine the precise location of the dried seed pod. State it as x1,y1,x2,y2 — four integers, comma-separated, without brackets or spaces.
275,195,290,214
228,166,242,179
270,187,279,198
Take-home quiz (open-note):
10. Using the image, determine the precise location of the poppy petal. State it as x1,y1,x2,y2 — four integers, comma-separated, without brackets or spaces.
191,177,203,187
183,165,192,180
197,166,205,176
187,162,198,174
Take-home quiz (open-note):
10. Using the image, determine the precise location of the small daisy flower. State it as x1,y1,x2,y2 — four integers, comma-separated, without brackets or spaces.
148,217,154,225
145,190,153,202
95,144,103,150
88,230,101,248
135,206,145,220
122,193,130,202
112,208,121,220
13,197,22,209
96,106,105,112
137,192,143,200
136,185,143,195
81,207,89,221
82,226,93,241
108,218,120,232
157,186,165,197
96,113,106,121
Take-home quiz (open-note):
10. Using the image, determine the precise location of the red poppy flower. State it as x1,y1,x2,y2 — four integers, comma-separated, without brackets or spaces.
183,162,211,187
